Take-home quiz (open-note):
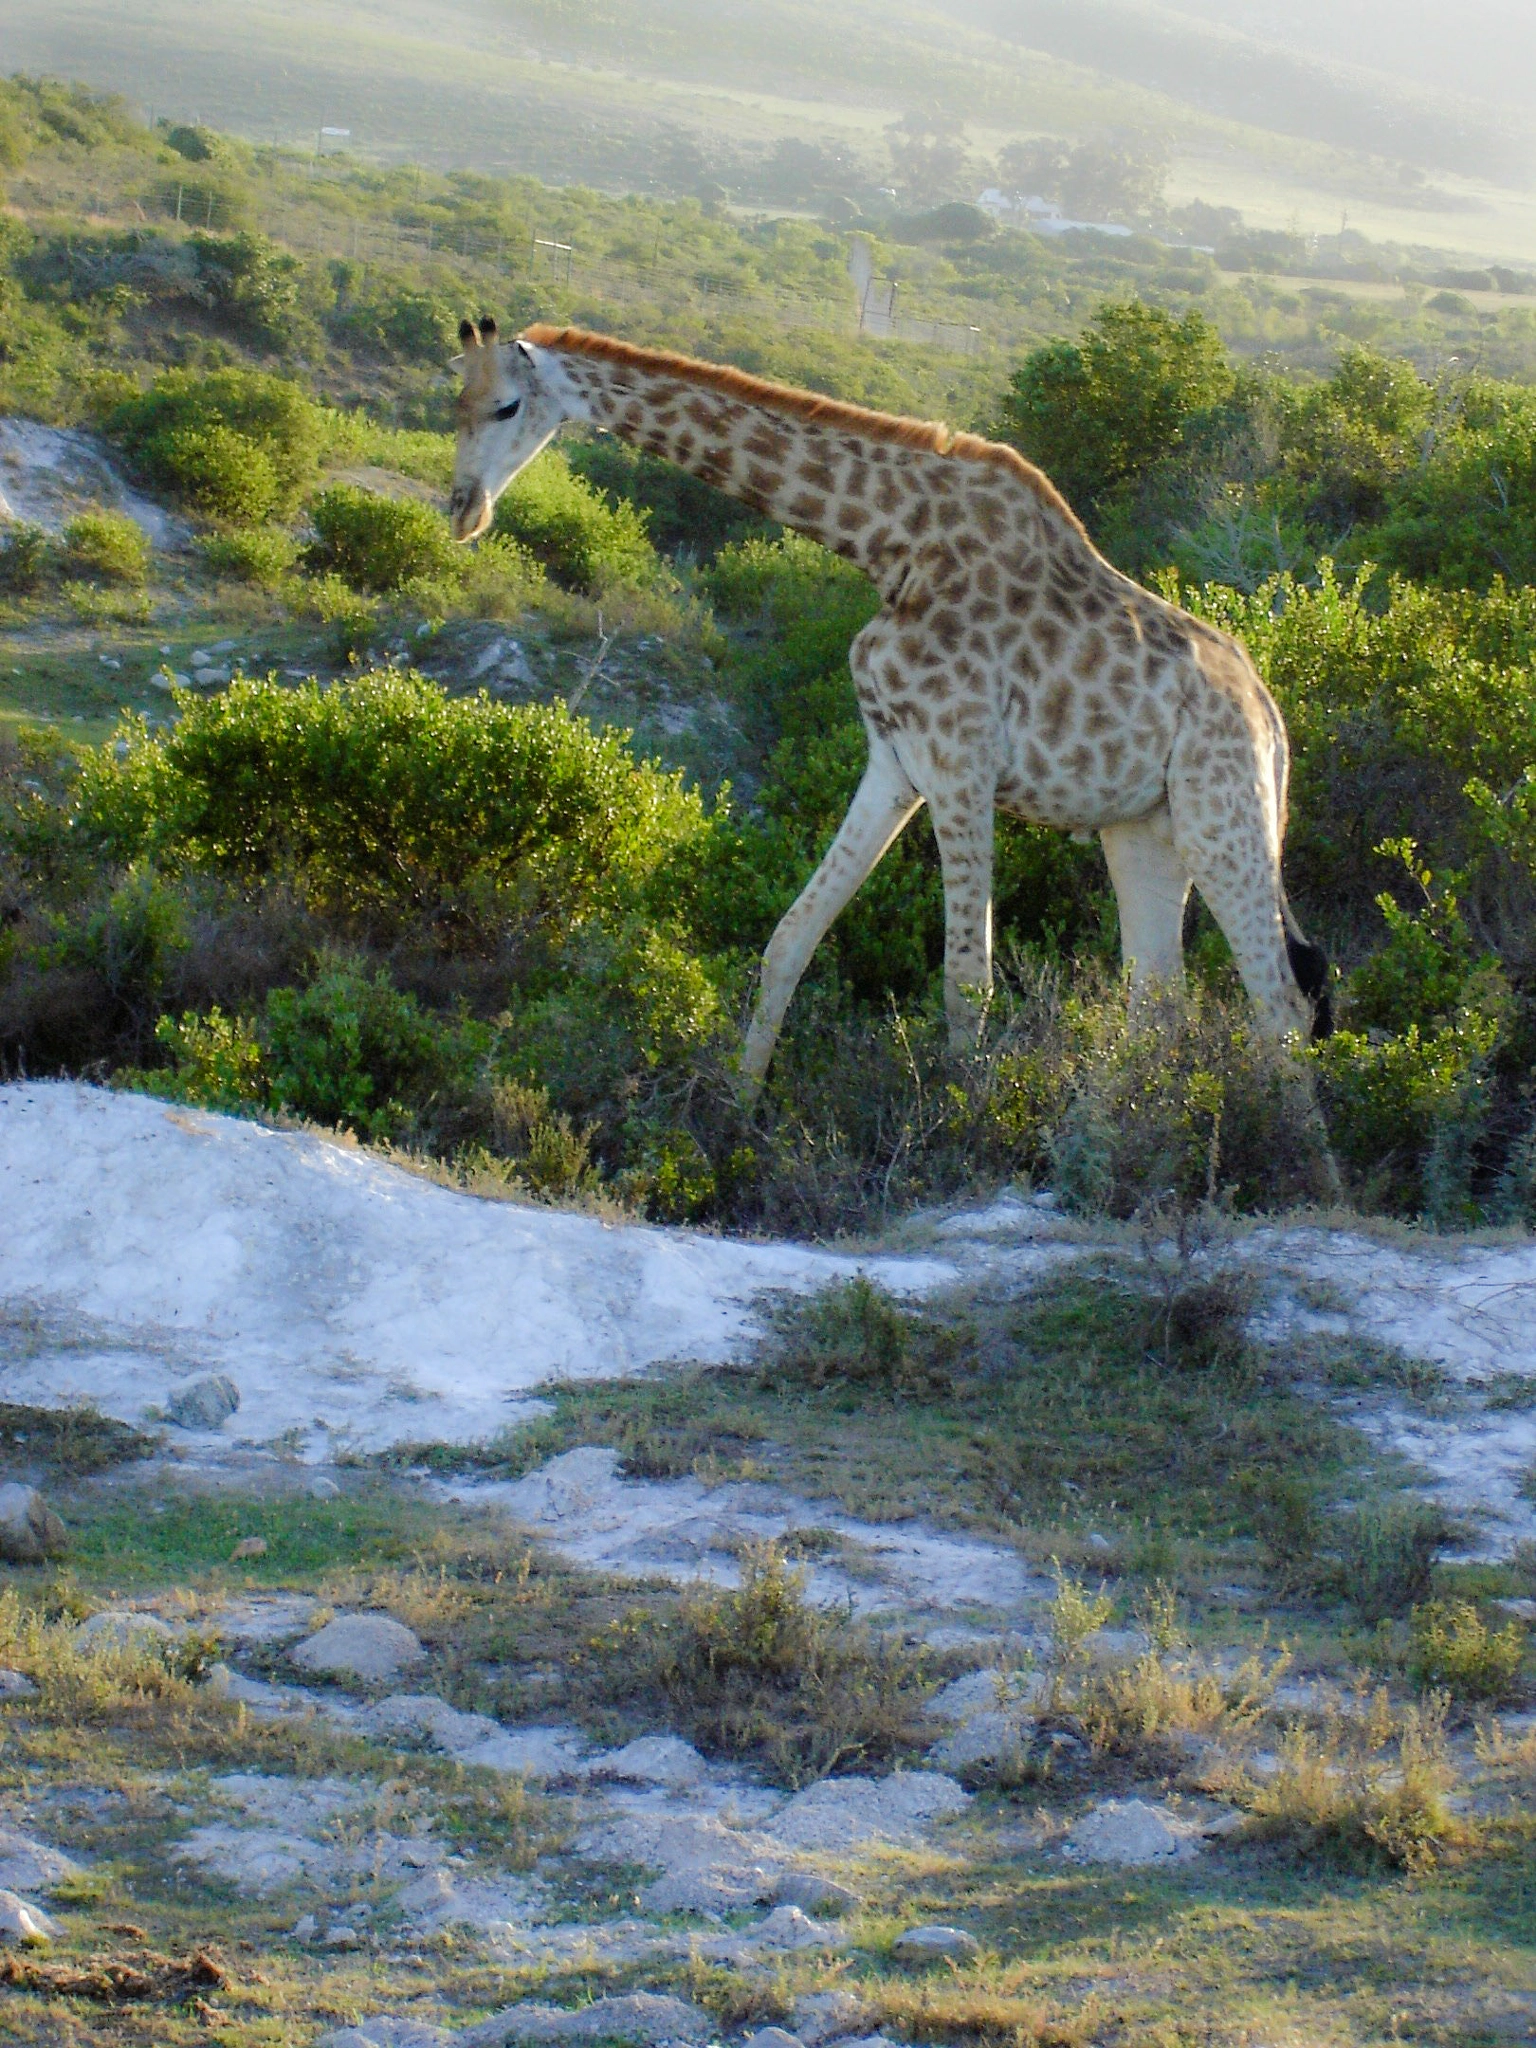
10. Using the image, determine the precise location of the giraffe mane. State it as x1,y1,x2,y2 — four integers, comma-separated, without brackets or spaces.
521,324,1090,543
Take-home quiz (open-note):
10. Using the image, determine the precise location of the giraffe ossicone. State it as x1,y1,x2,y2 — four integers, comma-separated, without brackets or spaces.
450,322,1334,1094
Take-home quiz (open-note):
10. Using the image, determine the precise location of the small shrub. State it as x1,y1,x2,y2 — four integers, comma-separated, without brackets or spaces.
60,510,149,586
149,1006,265,1110
305,484,460,593
0,522,50,594
493,448,662,594
1046,1570,1114,1670
1336,1499,1452,1621
260,957,483,1144
633,1539,933,1784
146,422,281,524
1407,1598,1525,1703
1070,1643,1282,1767
197,526,297,587
1244,1689,1464,1872
759,1275,969,1396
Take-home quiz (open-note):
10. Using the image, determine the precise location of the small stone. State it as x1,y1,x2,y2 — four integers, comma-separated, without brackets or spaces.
0,1890,59,1943
792,1992,869,2046
291,1614,427,1682
743,2030,805,2048
891,1922,981,1963
773,1871,862,1917
928,1709,1031,1771
1061,1797,1200,1866
75,1610,175,1653
292,1912,319,1942
319,2025,450,2048
461,1992,715,2047
586,1735,705,1787
742,1903,838,1951
231,1536,268,1560
167,1374,240,1430
0,1670,37,1700
324,1923,365,1947
310,1475,342,1499
0,1483,67,1564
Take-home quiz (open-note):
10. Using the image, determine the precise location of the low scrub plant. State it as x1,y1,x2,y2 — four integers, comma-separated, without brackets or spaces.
59,509,149,586
1335,1499,1453,1620
107,366,327,518
1406,1598,1525,1703
759,1275,970,1396
493,448,662,594
196,525,297,586
626,1540,933,1785
1244,1687,1465,1872
305,484,461,593
0,521,49,594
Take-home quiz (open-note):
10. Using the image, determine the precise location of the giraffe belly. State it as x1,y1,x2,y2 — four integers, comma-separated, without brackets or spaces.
996,759,1166,833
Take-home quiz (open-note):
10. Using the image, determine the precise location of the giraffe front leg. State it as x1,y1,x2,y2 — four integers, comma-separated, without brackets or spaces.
930,785,995,1051
740,741,921,1096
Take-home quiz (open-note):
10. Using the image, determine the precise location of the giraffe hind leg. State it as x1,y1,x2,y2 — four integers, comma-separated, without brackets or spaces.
1099,806,1192,1018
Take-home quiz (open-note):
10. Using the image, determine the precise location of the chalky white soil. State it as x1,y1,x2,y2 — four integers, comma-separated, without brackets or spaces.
5,1080,1536,1546
0,1083,951,1460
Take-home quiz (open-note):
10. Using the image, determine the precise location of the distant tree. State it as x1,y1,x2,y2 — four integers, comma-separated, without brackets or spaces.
995,137,1166,223
886,111,972,208
993,300,1234,521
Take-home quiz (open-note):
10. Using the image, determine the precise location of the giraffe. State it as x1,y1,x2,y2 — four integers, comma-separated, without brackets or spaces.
450,317,1333,1094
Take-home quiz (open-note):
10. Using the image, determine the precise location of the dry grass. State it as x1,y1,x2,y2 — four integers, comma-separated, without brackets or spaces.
1242,1688,1468,1872
866,1979,1098,2048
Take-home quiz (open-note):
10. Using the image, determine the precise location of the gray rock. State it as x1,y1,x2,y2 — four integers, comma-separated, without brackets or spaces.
773,1871,862,1917
0,1889,58,1943
291,1614,426,1682
1061,1798,1201,1866
891,1923,980,1963
734,1904,838,1952
167,1373,240,1430
586,1735,706,1788
743,2031,805,2048
0,1669,37,1700
764,1770,969,1850
319,2026,449,2048
0,1482,67,1564
928,1709,1031,1771
462,1993,715,2047
0,1828,83,1896
74,1609,175,1654
792,1992,869,2046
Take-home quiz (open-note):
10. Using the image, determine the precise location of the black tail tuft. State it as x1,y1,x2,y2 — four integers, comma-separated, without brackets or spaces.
1285,926,1334,1041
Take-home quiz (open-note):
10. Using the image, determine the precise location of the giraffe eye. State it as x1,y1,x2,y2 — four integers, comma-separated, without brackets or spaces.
493,398,523,421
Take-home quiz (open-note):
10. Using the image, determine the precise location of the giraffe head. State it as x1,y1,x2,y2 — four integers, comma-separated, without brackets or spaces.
449,317,567,542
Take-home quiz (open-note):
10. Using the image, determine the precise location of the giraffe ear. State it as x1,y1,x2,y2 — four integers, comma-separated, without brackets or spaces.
459,318,479,348
478,315,499,342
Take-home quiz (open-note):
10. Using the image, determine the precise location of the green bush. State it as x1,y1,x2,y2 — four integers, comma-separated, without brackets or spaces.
760,1276,967,1396
305,485,460,593
1336,1500,1453,1621
492,448,661,593
68,671,712,941
1407,1598,1525,1702
196,526,298,587
144,424,280,524
0,522,50,594
107,368,327,518
60,510,149,586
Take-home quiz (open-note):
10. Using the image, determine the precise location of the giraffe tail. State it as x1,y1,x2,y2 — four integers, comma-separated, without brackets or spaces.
1282,897,1334,1041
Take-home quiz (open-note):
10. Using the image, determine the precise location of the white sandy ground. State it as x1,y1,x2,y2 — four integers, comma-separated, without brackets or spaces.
7,1082,1536,1544
0,1083,953,1460
0,420,189,548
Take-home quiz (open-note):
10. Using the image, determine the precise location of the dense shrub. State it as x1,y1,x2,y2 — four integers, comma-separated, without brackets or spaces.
107,368,327,518
305,485,460,593
196,526,298,587
60,510,149,586
0,522,50,594
66,671,712,939
492,449,661,593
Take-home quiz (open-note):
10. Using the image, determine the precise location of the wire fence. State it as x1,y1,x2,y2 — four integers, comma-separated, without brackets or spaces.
34,169,987,355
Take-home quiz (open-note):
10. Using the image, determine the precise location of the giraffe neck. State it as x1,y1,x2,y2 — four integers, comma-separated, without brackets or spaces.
542,342,917,590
